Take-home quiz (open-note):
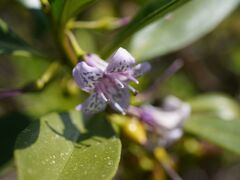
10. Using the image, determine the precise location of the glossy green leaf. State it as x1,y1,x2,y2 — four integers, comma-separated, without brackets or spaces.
0,19,33,55
50,0,97,26
15,111,121,180
184,115,240,155
130,0,240,61
102,0,190,57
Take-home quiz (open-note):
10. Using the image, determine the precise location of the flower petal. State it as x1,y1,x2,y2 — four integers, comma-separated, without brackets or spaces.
133,62,151,77
85,54,108,71
73,62,103,92
141,105,186,130
108,86,130,114
159,128,183,146
76,93,107,115
106,47,135,73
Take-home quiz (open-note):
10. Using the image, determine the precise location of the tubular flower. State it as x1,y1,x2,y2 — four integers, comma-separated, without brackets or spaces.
73,47,151,115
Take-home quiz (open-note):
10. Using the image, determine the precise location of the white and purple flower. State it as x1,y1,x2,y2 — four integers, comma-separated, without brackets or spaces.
73,47,151,115
128,96,191,146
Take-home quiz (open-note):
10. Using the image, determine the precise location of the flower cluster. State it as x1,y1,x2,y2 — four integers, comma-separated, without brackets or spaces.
73,47,151,115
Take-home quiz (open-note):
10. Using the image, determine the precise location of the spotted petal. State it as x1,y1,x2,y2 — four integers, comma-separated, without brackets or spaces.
108,86,130,114
106,47,135,73
133,62,151,77
73,62,103,92
76,93,107,115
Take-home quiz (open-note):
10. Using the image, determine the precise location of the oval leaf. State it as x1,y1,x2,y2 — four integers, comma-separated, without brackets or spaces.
189,93,240,121
184,115,240,155
130,0,240,61
102,0,190,57
15,111,121,180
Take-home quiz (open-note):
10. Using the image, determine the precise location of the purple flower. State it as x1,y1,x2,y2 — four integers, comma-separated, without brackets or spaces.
73,47,151,115
128,96,191,146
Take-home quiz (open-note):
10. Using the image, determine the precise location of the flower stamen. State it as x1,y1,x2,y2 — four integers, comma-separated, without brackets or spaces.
100,92,108,102
129,76,139,84
113,102,126,115
128,85,138,96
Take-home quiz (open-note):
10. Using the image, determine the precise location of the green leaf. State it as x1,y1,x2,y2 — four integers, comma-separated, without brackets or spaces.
15,111,121,180
130,0,240,61
0,19,33,55
50,0,97,26
184,115,240,155
1,55,82,118
102,0,190,57
188,93,240,121
16,80,83,118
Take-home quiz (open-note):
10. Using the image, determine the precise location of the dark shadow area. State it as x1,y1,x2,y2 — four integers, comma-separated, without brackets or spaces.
45,112,81,143
0,112,31,166
14,119,40,150
46,112,116,148
13,111,117,153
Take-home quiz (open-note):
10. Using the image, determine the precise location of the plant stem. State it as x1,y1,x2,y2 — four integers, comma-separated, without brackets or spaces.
65,30,86,58
154,147,182,180
67,17,130,30
61,30,78,65
0,62,61,99
35,62,61,89
62,17,130,64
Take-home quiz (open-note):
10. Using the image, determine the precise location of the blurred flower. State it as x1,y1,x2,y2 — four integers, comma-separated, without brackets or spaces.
73,47,151,115
128,96,191,146
122,117,147,145
19,0,41,9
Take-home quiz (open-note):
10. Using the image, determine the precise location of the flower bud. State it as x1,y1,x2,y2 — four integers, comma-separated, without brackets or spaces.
122,117,147,145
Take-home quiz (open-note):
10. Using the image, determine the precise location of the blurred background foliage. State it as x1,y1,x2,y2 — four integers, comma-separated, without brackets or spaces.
0,0,240,180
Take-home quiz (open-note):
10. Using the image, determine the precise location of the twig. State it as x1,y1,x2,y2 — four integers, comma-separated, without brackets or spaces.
137,59,183,101
65,30,86,59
